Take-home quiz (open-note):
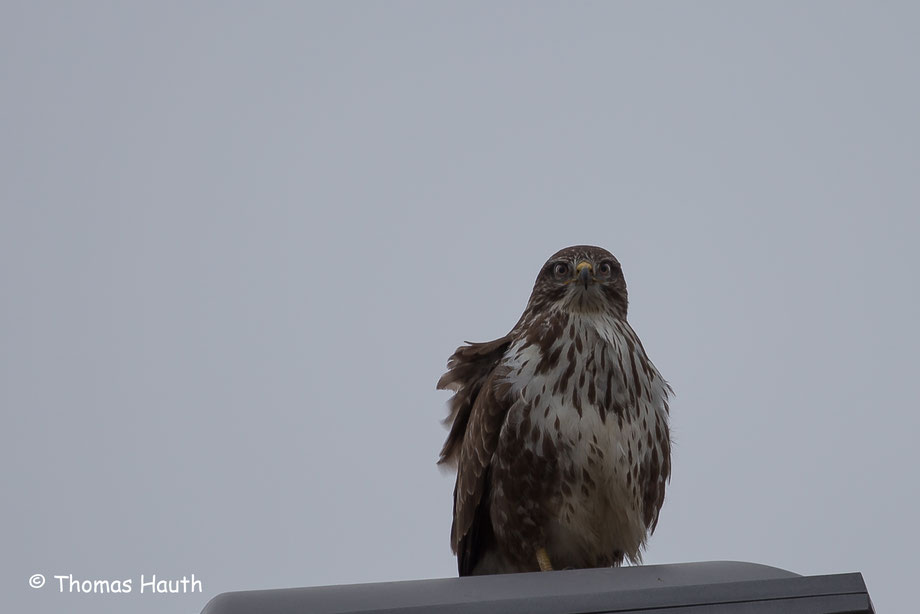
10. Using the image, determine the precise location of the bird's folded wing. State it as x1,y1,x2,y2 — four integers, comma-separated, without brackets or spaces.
450,369,512,553
437,336,512,467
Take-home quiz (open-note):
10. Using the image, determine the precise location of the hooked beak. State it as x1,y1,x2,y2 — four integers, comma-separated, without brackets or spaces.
576,261,593,289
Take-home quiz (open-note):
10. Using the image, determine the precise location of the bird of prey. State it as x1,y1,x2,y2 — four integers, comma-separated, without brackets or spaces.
438,245,672,576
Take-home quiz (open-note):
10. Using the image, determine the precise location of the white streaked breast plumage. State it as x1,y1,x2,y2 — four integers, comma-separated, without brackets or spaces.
500,310,670,564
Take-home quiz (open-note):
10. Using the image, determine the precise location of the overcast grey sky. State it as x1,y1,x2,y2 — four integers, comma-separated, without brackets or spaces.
2,2,918,613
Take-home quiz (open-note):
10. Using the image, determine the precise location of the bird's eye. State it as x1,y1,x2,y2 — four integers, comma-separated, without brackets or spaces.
598,261,614,276
552,262,570,278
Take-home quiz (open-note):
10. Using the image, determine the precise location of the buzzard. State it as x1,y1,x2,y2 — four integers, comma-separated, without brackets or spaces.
438,245,672,576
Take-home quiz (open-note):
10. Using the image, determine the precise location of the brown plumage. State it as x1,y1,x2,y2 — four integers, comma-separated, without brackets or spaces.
438,246,672,576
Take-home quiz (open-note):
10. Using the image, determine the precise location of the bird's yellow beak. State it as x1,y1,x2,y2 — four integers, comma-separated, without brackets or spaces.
576,261,593,288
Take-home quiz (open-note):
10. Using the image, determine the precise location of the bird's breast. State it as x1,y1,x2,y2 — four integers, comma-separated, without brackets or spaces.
500,311,669,563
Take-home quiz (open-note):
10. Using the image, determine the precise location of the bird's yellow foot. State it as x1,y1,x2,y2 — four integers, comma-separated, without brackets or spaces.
536,547,553,572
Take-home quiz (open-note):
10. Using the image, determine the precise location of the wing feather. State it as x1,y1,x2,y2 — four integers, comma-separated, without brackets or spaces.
437,336,511,466
450,369,510,552
437,337,514,575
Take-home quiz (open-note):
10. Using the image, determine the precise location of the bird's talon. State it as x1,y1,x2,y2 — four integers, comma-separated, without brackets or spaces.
536,547,553,572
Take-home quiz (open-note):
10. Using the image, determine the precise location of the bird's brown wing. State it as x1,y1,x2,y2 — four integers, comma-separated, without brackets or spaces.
641,414,672,534
455,368,516,575
437,337,513,575
437,336,512,466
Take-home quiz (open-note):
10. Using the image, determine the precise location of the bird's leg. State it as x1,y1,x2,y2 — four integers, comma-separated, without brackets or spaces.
536,547,553,572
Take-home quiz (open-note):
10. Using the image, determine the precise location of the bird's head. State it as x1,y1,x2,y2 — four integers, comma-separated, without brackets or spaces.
525,245,629,318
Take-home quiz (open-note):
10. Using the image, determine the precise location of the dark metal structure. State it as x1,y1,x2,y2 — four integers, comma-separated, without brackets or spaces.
201,560,874,614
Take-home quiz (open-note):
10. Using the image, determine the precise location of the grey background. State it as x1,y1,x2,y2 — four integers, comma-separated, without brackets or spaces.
2,2,917,613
